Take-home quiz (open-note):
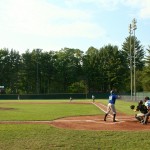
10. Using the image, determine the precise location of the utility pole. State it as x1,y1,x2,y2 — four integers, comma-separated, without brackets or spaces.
132,18,137,101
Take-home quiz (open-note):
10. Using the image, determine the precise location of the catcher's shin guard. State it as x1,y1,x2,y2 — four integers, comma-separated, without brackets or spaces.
143,116,149,124
104,114,108,121
135,116,142,122
113,114,116,122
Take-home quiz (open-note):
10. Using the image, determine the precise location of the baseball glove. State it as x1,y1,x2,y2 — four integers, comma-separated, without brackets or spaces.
130,105,135,110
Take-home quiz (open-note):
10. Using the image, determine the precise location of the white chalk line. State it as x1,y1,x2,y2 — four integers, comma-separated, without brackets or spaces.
0,118,134,125
92,102,113,118
92,102,135,123
0,118,125,124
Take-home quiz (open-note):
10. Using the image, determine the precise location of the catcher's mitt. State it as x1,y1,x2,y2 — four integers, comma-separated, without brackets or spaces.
130,105,135,110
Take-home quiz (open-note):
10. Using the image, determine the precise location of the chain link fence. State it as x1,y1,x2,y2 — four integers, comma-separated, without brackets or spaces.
120,92,150,102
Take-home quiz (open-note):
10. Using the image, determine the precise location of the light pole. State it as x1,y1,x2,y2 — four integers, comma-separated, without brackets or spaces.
36,49,41,94
132,18,137,101
129,24,133,101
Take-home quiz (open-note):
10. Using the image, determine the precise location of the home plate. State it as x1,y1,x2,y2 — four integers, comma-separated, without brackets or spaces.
86,120,97,122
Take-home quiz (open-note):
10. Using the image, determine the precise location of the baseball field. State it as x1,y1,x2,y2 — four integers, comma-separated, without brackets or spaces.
0,99,150,150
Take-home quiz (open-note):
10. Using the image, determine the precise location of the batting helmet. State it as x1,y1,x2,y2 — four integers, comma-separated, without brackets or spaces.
110,90,115,94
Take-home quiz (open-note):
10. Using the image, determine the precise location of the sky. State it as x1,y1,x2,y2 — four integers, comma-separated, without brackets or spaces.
0,0,150,54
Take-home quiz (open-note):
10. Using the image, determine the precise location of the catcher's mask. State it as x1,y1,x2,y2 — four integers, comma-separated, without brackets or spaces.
139,100,143,105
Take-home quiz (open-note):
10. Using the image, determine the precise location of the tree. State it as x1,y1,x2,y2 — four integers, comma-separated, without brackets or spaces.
99,44,128,92
82,46,100,93
39,51,57,93
54,48,83,92
21,50,36,94
122,36,144,70
122,36,145,92
0,49,22,94
0,48,9,90
141,46,150,91
9,49,22,94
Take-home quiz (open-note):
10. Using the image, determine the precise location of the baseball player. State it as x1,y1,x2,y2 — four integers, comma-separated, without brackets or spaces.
92,95,95,103
70,97,73,102
104,90,119,122
142,97,150,124
144,96,150,107
134,100,148,122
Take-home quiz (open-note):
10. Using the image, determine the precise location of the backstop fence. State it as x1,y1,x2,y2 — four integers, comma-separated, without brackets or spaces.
120,92,150,102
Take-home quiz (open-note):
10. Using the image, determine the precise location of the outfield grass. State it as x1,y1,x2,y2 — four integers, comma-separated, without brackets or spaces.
0,100,102,121
0,99,149,150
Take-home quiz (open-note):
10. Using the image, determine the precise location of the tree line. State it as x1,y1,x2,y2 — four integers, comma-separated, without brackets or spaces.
0,36,150,94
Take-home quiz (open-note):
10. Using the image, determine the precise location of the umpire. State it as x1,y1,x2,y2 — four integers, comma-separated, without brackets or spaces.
142,97,150,124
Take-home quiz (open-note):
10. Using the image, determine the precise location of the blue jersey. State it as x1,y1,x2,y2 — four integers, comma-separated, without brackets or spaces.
109,94,117,104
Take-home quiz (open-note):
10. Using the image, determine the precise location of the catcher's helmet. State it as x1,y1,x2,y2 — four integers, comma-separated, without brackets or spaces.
139,100,143,105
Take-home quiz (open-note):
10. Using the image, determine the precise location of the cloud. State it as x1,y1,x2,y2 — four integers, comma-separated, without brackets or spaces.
122,0,150,19
0,0,105,38
65,0,121,11
65,0,150,18
138,0,150,19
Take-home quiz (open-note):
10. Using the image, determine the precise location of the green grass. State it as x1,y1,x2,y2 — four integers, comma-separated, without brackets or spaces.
0,100,102,121
0,124,150,150
0,99,149,150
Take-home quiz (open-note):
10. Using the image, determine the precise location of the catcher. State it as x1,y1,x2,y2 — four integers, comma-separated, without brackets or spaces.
131,100,148,122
